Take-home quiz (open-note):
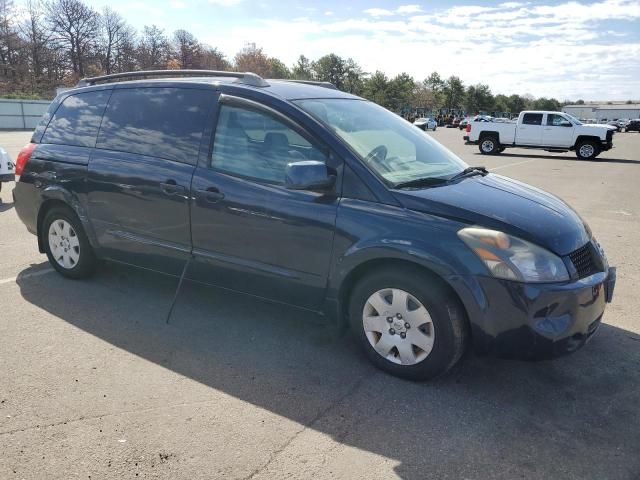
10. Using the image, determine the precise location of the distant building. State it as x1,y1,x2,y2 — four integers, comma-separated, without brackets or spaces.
562,103,640,121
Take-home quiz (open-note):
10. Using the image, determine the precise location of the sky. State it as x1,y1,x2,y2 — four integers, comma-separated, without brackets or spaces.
45,0,640,100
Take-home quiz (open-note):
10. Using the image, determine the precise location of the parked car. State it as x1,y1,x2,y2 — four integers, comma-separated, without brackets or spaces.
458,118,470,130
625,119,640,132
464,111,615,160
607,120,621,132
414,117,437,131
13,70,616,380
0,146,15,202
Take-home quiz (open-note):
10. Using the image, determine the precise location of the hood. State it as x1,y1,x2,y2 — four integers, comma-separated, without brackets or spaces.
583,123,616,130
393,174,590,256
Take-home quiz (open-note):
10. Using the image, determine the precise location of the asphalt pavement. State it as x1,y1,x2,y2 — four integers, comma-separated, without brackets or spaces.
1,128,639,479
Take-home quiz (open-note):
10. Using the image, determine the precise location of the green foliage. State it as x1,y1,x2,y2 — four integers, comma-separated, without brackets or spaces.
441,76,465,110
291,55,313,80
465,84,494,114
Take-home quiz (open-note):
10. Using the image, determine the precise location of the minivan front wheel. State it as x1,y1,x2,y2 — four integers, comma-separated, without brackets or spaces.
43,207,96,279
349,267,468,380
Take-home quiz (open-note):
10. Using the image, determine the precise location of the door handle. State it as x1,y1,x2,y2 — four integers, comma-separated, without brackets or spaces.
160,180,187,196
197,186,225,203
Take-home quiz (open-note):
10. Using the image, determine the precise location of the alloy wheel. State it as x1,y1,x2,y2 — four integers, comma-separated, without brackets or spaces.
481,139,495,153
579,144,595,158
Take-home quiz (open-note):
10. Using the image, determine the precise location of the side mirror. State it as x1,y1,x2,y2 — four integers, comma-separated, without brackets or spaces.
285,161,336,191
560,121,573,127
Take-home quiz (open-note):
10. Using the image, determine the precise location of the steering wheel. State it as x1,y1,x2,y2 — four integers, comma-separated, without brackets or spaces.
364,145,391,172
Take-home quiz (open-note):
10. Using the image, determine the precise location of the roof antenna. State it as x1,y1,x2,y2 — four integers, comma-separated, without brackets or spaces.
166,255,193,324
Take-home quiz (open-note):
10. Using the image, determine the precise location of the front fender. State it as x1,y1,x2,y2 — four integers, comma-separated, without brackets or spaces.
325,198,489,325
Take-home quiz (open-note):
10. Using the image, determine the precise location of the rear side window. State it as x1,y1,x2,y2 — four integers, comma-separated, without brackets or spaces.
522,113,543,125
97,87,214,164
42,90,111,147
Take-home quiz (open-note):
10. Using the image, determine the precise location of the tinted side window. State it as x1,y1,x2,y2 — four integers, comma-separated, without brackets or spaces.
97,87,214,164
42,90,111,147
522,113,543,125
211,104,328,184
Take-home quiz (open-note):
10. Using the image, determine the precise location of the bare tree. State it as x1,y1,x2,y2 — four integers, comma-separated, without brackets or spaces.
0,0,21,79
46,0,98,77
173,29,200,69
137,25,170,70
98,7,128,74
111,23,136,73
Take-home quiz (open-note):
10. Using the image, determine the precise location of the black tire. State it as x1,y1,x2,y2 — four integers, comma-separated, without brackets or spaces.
575,140,599,160
479,135,500,154
42,206,96,279
348,267,468,381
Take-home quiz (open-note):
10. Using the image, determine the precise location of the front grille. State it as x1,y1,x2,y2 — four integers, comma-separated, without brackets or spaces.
568,243,600,278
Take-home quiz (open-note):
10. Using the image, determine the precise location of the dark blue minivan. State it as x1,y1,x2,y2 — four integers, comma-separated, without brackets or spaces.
13,70,616,380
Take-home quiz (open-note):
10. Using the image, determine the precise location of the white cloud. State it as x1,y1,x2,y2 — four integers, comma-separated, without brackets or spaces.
363,8,394,17
396,4,423,14
203,0,640,100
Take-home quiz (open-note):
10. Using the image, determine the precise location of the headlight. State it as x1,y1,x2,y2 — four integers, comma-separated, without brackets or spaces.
458,227,569,283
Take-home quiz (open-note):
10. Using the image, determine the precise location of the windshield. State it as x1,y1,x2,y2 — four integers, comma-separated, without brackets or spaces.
294,99,467,186
565,113,583,125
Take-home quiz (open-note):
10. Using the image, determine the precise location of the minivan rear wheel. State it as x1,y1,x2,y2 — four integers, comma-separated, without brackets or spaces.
348,267,468,380
43,207,96,279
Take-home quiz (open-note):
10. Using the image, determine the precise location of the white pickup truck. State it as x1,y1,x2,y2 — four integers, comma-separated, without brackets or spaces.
464,111,615,160
0,147,15,201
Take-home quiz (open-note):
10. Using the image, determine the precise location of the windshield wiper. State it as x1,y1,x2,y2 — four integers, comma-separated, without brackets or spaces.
393,176,449,189
393,167,489,190
446,166,488,183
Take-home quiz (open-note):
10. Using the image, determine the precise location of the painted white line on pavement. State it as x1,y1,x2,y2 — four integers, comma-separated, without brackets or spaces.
0,268,54,285
489,159,537,171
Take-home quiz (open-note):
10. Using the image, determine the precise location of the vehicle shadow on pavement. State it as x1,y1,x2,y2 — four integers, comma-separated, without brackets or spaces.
0,201,14,212
16,262,640,480
477,152,640,164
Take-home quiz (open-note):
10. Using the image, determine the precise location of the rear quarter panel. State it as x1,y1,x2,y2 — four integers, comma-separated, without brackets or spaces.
13,144,97,248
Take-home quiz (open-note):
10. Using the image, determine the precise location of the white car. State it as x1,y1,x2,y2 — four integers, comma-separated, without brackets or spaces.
0,147,15,200
464,110,615,160
413,117,437,131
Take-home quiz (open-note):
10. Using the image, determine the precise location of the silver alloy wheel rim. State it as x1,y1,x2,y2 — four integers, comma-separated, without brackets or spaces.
579,144,594,158
48,219,80,269
481,140,494,152
362,288,435,365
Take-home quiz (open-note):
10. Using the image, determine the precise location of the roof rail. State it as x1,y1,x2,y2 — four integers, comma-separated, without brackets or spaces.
284,80,338,90
77,70,269,88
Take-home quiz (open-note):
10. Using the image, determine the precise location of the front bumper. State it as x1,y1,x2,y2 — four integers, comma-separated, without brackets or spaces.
448,267,616,360
0,173,14,182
